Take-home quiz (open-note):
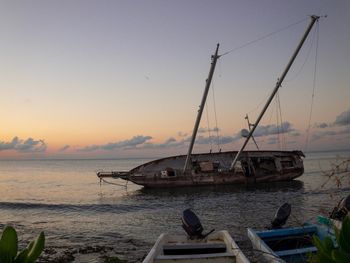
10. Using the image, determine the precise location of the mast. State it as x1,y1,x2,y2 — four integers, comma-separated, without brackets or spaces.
230,15,319,170
183,44,220,173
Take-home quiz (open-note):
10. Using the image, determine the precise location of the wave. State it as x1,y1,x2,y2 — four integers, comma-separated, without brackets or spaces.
0,201,161,214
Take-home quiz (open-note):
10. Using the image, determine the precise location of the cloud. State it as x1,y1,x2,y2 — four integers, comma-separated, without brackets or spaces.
219,135,239,144
290,131,301,137
15,138,47,152
311,126,350,141
195,135,238,145
194,136,214,145
312,109,350,131
76,122,298,153
334,109,350,126
141,137,185,149
0,137,47,153
198,127,220,134
139,135,236,149
177,131,188,137
78,145,100,152
314,122,329,129
139,133,238,149
308,109,350,141
165,137,176,144
267,137,279,145
0,137,19,151
58,145,70,152
309,109,350,141
78,135,153,152
101,135,152,150
227,122,295,141
253,122,294,137
312,131,337,141
181,122,296,147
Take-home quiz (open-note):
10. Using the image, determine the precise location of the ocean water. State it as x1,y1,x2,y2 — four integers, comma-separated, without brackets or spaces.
0,150,350,262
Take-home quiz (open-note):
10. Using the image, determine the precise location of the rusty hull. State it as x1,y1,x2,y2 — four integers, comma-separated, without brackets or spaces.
122,150,304,188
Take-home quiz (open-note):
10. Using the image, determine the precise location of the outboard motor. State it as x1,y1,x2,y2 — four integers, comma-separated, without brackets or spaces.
182,209,214,239
270,203,291,229
330,195,350,221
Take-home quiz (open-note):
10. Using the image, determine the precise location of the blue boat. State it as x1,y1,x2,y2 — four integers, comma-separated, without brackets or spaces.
247,224,335,263
246,201,339,263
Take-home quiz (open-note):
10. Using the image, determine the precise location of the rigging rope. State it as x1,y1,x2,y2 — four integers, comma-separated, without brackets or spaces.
275,94,282,150
205,102,213,151
276,91,287,150
220,17,309,57
99,177,128,188
304,20,320,152
285,22,318,83
246,92,271,115
280,101,287,150
211,79,221,152
238,17,320,151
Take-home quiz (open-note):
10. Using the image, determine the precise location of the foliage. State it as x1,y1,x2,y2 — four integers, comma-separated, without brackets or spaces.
0,226,45,263
311,217,350,263
321,159,350,189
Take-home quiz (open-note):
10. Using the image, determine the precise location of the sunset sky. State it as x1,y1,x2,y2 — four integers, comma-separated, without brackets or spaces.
0,0,349,159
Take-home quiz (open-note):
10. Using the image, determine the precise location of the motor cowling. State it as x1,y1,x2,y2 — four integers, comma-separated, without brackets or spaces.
182,209,215,239
271,203,291,229
182,209,204,239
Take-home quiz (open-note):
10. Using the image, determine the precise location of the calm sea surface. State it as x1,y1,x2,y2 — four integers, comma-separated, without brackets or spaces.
1,150,350,262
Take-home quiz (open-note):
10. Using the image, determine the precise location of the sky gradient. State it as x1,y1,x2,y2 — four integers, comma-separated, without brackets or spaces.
0,0,349,159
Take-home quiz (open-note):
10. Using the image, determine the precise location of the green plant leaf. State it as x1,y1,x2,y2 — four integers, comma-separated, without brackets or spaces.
334,226,340,245
339,217,350,253
339,233,350,254
342,217,350,232
26,232,45,263
308,251,319,263
26,241,34,252
0,243,13,263
318,254,336,263
313,235,324,251
313,235,336,263
332,249,350,263
14,248,29,263
323,236,335,253
0,226,18,261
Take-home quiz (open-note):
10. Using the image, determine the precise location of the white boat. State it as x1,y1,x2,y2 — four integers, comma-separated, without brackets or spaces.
142,230,250,263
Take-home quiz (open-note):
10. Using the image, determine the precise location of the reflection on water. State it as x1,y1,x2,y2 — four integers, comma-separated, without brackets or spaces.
139,180,304,197
0,151,349,261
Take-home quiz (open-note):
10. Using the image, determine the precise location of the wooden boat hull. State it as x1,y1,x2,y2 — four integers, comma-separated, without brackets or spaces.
142,230,250,263
120,150,304,188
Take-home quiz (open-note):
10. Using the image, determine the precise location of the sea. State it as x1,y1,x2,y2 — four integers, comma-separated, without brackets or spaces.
0,150,350,262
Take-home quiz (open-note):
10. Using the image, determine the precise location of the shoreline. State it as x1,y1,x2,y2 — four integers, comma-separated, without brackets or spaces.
38,239,258,263
38,244,148,263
